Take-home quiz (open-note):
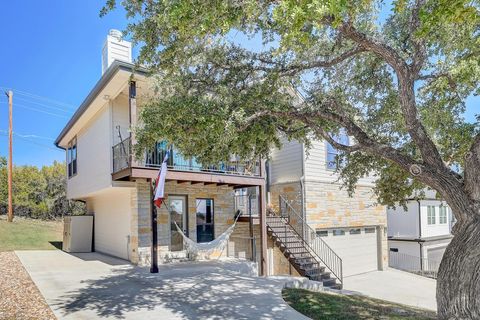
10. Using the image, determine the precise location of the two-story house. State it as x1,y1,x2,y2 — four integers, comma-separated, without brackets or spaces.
268,135,388,278
387,189,454,273
54,30,367,289
54,30,268,274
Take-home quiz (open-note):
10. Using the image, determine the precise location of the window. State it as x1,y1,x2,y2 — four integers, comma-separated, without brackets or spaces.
439,206,448,224
326,130,349,170
349,228,361,235
196,199,214,243
67,137,77,178
316,230,328,237
333,229,345,236
427,206,436,225
364,227,376,234
390,248,399,252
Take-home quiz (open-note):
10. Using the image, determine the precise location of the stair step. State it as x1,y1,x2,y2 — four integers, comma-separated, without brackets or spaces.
321,278,338,287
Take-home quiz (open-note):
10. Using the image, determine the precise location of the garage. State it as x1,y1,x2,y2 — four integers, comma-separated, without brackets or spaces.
319,226,379,277
88,188,132,260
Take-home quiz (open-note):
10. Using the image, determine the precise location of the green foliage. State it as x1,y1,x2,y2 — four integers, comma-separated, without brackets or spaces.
104,0,479,207
0,157,85,220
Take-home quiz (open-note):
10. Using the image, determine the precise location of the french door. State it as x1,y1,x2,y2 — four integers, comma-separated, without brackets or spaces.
169,196,188,252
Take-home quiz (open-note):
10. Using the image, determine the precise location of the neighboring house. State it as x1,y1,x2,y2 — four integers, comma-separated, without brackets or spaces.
54,30,268,273
387,189,454,273
268,134,388,278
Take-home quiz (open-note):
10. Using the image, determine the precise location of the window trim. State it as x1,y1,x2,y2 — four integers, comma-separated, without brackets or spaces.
427,205,436,225
67,136,78,179
439,206,448,224
325,130,349,171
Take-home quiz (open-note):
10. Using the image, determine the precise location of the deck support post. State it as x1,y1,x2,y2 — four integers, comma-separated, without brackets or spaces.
149,179,159,273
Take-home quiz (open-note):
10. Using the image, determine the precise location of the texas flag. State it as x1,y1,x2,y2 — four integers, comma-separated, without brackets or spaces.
153,151,169,208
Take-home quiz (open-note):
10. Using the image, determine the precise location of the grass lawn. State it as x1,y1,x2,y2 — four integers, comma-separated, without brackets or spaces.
283,288,437,320
0,216,63,251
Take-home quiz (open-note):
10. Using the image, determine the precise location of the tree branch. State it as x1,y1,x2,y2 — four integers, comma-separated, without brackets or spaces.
336,19,446,171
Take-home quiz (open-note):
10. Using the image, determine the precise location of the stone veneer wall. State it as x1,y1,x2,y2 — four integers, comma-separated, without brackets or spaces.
267,237,301,277
132,180,258,266
228,223,262,265
269,181,302,214
304,180,388,268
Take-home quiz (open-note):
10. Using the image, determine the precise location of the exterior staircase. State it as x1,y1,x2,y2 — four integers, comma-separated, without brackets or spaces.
266,196,343,289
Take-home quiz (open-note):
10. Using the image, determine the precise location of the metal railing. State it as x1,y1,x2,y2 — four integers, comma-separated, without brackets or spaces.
277,195,343,285
112,136,261,177
112,137,131,172
389,251,440,279
234,194,259,217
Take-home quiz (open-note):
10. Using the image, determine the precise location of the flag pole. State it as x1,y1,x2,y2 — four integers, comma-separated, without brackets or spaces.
150,179,159,273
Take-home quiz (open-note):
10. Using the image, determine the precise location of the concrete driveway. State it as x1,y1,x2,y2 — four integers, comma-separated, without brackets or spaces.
343,269,437,311
16,250,308,320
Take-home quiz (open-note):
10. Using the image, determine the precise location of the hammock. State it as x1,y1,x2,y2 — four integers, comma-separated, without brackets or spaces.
174,213,240,260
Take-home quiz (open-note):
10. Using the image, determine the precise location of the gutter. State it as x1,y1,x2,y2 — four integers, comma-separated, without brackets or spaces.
417,199,422,239
54,60,149,149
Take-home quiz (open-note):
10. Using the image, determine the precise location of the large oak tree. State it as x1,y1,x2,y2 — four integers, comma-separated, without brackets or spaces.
103,1,479,318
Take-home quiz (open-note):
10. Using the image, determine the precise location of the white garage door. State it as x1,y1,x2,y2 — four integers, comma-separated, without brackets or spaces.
320,227,378,277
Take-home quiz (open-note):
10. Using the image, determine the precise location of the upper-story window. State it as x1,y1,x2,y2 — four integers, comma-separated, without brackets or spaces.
427,205,436,225
439,206,448,224
326,131,349,170
67,137,77,178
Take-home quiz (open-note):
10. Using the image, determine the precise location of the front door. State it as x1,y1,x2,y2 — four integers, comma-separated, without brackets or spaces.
196,199,214,243
169,196,187,252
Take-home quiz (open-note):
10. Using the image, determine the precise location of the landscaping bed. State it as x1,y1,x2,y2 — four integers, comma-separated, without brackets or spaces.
0,252,56,320
283,288,437,320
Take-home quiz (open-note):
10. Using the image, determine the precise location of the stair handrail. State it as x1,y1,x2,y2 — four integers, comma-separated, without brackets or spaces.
278,195,343,285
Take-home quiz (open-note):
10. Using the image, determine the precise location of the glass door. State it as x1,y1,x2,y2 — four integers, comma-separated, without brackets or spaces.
196,199,214,243
169,196,187,251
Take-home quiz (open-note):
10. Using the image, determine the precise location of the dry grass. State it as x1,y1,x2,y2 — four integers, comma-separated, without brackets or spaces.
0,252,56,320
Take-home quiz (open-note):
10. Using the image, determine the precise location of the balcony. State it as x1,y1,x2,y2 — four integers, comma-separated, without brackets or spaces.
112,137,263,185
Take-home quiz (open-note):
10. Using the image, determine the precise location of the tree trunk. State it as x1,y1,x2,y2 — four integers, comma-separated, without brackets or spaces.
437,219,480,319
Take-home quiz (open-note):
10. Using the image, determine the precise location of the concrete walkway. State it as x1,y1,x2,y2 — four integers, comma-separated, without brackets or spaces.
16,250,308,320
343,269,437,311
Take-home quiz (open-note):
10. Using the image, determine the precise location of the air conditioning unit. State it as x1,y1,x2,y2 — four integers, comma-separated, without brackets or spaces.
63,215,94,253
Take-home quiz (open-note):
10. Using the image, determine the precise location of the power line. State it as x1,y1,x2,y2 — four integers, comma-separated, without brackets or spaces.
0,101,69,118
14,96,74,114
0,87,76,110
0,132,60,152
0,130,54,141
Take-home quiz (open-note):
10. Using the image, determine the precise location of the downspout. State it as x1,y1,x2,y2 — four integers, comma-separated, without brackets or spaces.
300,142,306,240
417,200,423,270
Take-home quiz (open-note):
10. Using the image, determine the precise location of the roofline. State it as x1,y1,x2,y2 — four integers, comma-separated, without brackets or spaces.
54,60,149,148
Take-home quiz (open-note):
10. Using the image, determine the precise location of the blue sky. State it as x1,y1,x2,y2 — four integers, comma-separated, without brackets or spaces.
0,1,478,168
0,1,130,167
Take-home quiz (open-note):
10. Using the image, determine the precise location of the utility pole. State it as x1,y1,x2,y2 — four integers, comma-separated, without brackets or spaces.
6,91,13,222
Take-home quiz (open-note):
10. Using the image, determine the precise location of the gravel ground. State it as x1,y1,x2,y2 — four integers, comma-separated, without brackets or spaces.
0,252,56,320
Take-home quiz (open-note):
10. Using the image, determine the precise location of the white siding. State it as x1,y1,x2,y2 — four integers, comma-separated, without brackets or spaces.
388,240,420,257
304,139,376,185
88,188,132,260
269,138,303,184
420,200,452,238
112,94,130,145
67,104,112,199
387,202,420,238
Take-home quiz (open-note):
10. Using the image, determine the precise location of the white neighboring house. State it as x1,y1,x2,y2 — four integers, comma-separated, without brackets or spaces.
387,189,454,273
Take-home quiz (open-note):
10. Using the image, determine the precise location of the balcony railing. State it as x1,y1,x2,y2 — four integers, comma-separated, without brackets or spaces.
112,136,261,177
